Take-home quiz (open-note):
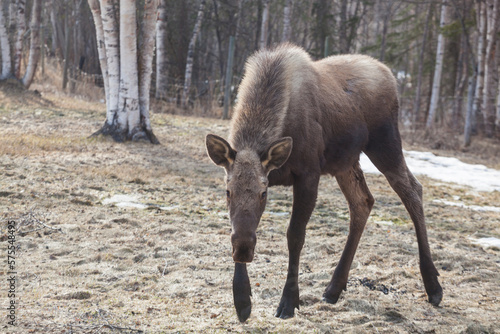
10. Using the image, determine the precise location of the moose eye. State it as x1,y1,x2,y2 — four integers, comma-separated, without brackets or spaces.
261,191,267,200
226,190,231,198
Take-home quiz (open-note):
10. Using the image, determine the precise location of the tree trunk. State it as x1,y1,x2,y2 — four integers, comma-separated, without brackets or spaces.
100,0,120,126
62,14,70,90
452,34,468,130
339,0,348,54
12,0,26,79
234,0,243,41
0,4,12,79
472,0,487,134
87,0,109,110
21,0,42,88
155,0,168,100
496,72,500,133
413,3,433,127
138,0,159,143
260,0,270,49
88,0,159,143
481,0,498,137
379,16,388,61
181,0,206,108
464,69,477,147
426,0,449,129
282,0,292,42
71,0,83,93
212,0,225,81
118,0,140,140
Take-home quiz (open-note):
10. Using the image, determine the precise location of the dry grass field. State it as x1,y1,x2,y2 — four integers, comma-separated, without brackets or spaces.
1,82,499,333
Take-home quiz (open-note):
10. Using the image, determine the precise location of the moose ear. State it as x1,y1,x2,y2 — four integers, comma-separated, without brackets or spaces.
261,137,293,172
206,134,236,168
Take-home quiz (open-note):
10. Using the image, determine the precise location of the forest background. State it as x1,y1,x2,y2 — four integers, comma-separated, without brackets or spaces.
1,0,500,147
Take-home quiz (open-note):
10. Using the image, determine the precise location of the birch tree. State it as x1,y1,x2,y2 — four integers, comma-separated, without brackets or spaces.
181,0,206,108
481,0,498,137
21,0,42,89
0,0,41,87
155,0,168,100
87,0,109,111
88,0,159,143
11,0,26,79
426,0,449,129
138,0,158,135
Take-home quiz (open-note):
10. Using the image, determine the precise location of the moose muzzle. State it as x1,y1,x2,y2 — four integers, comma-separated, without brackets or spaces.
231,231,257,263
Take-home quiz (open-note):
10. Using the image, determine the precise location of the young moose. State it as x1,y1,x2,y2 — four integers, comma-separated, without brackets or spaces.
206,44,442,322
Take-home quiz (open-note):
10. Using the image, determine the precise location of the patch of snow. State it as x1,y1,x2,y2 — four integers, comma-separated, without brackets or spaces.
373,220,394,226
360,151,500,192
468,237,500,249
159,205,180,211
266,211,289,217
433,199,500,213
102,194,148,209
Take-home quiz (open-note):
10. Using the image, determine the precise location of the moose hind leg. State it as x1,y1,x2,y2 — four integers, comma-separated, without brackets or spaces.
323,162,374,304
365,148,443,306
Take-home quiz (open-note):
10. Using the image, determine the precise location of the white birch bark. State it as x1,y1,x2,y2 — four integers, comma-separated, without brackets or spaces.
119,0,140,138
138,0,158,141
481,0,498,136
426,0,448,129
260,0,270,49
87,0,109,111
282,0,292,42
12,0,26,79
21,0,42,88
155,0,168,100
472,1,487,129
0,4,12,79
100,0,120,126
181,0,205,108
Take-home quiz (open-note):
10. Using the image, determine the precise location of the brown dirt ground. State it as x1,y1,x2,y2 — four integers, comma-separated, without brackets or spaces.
1,86,499,333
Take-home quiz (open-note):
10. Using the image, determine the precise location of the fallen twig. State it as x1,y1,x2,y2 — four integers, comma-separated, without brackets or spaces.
17,211,65,235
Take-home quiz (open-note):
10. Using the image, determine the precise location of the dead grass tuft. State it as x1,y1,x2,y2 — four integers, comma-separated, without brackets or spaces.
0,133,100,156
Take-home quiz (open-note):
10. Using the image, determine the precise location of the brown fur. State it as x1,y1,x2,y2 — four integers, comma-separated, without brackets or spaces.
206,44,442,322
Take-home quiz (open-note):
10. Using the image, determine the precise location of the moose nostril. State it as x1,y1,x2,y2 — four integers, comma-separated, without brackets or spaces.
231,231,257,263
231,232,257,247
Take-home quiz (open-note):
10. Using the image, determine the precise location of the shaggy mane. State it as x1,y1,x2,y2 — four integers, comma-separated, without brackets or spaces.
229,44,313,153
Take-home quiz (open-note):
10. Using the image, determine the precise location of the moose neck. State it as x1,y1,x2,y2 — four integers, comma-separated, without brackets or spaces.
228,46,312,154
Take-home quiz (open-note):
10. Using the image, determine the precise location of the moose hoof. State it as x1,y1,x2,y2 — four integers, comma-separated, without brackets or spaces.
275,303,296,319
322,285,344,304
428,287,443,307
235,301,252,323
322,293,341,305
275,286,300,319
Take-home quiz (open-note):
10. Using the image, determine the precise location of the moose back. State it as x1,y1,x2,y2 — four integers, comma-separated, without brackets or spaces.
206,44,442,322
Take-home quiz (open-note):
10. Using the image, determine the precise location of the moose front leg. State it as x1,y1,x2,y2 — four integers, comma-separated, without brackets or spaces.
275,174,319,319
